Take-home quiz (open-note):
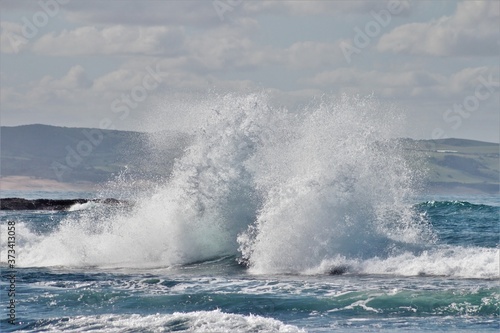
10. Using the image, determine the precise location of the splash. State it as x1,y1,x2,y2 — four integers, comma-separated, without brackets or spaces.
236,93,431,273
10,93,440,272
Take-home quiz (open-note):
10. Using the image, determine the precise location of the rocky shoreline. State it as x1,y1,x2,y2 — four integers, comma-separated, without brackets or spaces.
0,198,124,211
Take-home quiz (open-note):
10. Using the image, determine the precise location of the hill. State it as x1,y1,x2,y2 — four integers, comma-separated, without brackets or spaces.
1,124,141,183
404,138,499,194
0,124,186,189
1,125,498,193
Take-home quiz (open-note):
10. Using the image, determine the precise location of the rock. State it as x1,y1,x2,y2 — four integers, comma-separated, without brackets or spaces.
0,198,125,211
236,257,250,268
328,266,348,275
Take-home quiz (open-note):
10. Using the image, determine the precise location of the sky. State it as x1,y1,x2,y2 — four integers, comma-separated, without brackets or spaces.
0,0,499,142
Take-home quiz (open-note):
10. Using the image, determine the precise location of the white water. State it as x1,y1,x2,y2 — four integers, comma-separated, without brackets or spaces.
13,310,304,333
4,93,498,278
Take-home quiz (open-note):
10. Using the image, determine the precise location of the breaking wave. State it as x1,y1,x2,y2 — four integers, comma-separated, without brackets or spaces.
3,93,498,278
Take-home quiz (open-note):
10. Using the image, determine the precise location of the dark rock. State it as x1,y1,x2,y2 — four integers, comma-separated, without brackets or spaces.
329,266,348,275
0,198,126,211
236,257,250,268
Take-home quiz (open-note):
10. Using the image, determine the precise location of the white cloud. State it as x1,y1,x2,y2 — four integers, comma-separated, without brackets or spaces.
185,27,254,70
176,18,275,72
24,65,92,105
180,28,343,73
48,65,92,89
32,25,185,56
303,66,499,100
7,0,413,28
62,1,224,27
88,69,139,93
0,21,30,54
378,1,500,56
0,66,96,129
244,0,412,16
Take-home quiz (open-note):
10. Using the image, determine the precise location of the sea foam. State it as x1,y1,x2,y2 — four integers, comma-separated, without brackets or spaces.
15,310,304,333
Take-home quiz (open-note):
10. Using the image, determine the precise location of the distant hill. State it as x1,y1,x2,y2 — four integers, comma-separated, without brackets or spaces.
1,124,145,183
1,124,498,193
404,138,499,194
0,124,186,186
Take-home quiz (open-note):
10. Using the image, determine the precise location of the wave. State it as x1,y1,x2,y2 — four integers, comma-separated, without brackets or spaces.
416,200,498,211
414,200,499,248
14,310,304,333
305,246,499,279
67,201,99,211
1,93,497,278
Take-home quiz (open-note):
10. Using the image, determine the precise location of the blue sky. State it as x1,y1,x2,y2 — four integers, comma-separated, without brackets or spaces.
1,0,499,142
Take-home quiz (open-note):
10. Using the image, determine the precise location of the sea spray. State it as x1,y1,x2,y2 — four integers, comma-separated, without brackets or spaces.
14,94,272,267
12,93,435,271
237,94,432,273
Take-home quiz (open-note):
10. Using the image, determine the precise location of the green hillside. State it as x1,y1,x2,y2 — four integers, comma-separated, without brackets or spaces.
1,124,144,183
0,124,188,185
1,125,498,193
404,138,499,193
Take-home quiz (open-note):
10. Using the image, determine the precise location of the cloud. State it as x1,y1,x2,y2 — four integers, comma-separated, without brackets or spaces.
25,65,92,105
303,66,499,100
181,27,343,73
62,1,225,27
377,1,500,56
28,16,264,71
0,0,45,10
6,0,412,28
0,21,30,54
182,19,263,71
32,25,185,56
244,0,412,16
1,65,97,128
49,65,93,89
11,65,89,100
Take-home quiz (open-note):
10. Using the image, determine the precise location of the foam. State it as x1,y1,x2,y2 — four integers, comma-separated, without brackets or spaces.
67,201,99,211
305,246,500,279
22,310,305,333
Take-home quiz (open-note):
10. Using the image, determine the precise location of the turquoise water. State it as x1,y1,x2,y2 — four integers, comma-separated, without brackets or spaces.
1,195,498,332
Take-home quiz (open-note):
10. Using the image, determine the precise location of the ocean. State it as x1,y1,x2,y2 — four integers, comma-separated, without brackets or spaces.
1,94,499,332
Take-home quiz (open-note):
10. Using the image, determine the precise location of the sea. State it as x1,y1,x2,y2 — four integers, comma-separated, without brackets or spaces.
1,94,499,332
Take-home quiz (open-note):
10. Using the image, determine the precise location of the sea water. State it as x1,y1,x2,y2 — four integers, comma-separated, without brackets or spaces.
1,94,498,332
